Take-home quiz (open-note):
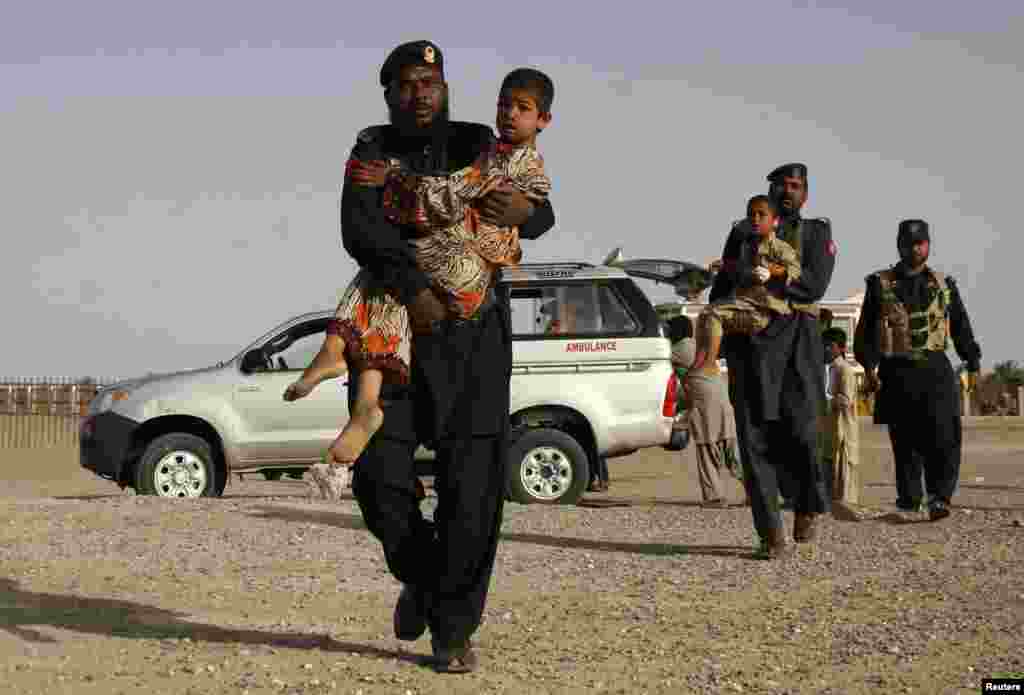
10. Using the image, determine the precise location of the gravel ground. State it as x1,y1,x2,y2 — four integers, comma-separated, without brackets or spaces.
0,421,1022,694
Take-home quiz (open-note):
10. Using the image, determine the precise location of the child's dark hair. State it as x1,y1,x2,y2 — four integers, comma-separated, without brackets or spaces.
747,194,778,216
501,68,555,113
822,327,848,347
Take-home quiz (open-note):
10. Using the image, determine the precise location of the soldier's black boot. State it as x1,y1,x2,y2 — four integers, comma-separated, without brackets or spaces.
928,498,952,522
896,497,925,513
432,636,478,673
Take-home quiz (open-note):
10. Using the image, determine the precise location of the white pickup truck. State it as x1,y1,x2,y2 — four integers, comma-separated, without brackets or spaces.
80,252,710,505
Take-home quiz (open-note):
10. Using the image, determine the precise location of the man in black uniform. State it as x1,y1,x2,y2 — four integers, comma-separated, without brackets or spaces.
709,163,836,558
339,41,556,672
853,220,980,521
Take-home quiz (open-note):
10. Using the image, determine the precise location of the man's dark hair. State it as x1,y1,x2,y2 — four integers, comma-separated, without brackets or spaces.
666,315,693,343
747,194,778,216
501,68,555,113
822,327,847,347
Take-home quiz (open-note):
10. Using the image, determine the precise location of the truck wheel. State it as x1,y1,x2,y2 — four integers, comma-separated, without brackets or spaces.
507,428,589,505
135,433,218,498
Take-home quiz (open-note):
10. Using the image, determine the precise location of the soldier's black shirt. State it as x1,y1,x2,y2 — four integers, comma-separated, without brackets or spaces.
853,262,981,372
340,121,555,305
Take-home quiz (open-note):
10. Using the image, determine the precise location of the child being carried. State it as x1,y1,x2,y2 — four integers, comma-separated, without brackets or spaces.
283,68,555,490
691,194,802,376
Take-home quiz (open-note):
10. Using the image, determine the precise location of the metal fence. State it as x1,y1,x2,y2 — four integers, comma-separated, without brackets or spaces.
0,377,124,448
0,415,83,449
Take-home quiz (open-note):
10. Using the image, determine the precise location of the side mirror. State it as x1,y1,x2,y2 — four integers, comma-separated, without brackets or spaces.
602,247,625,267
240,348,268,374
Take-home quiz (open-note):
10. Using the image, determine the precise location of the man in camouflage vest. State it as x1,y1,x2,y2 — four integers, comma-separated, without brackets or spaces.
853,220,981,521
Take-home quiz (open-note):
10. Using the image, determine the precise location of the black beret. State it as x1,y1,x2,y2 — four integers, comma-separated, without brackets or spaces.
380,40,444,87
767,163,808,182
897,219,930,245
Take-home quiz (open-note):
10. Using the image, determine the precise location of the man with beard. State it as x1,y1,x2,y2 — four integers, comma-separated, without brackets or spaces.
854,220,980,521
333,41,555,672
709,163,835,559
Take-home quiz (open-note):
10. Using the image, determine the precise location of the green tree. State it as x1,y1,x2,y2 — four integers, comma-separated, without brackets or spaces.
991,360,1024,387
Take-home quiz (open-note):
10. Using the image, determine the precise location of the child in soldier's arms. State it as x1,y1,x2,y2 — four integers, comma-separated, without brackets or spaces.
691,194,801,375
283,68,555,489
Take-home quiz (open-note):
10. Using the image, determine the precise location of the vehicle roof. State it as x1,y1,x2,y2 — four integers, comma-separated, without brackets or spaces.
498,263,630,282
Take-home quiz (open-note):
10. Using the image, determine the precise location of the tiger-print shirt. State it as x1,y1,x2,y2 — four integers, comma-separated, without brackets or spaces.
332,141,549,382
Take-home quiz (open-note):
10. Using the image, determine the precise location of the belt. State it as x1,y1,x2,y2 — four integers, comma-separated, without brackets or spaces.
883,349,942,365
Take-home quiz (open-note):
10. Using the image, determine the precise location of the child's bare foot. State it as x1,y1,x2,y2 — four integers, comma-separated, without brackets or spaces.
284,378,318,402
283,362,348,402
328,401,385,469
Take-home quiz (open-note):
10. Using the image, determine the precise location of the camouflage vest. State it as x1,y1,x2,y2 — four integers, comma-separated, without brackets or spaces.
875,267,950,360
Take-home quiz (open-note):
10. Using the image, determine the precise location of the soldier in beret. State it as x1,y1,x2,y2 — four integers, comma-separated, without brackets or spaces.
709,163,836,559
327,40,556,672
854,220,981,521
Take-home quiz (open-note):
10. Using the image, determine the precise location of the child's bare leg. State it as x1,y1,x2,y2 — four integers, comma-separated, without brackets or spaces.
327,369,386,467
284,334,348,401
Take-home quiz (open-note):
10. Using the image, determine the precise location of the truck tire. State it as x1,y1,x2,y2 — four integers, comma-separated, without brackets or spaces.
135,433,218,498
506,428,589,506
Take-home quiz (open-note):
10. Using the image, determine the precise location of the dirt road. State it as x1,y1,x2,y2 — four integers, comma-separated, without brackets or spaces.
1,420,1021,694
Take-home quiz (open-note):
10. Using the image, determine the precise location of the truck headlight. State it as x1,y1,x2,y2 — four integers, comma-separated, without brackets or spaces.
90,388,131,414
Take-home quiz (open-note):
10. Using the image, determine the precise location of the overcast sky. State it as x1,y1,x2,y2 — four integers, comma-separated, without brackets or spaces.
4,0,1021,379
